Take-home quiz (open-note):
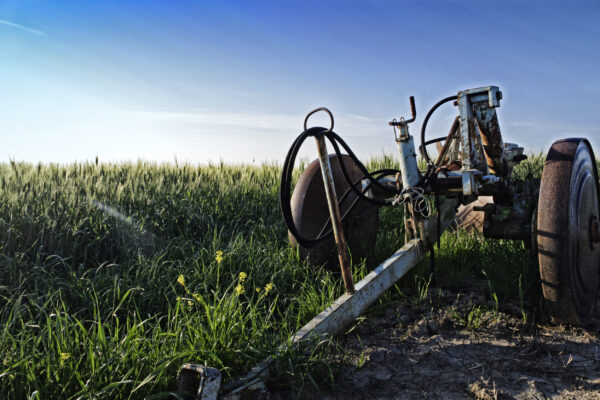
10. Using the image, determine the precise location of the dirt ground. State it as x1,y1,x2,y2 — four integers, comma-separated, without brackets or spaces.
270,289,600,399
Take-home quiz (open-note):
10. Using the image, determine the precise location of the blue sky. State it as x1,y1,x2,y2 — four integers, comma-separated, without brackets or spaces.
1,0,599,164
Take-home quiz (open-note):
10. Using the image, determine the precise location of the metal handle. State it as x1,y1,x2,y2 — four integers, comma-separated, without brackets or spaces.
304,107,334,132
389,96,416,126
407,96,416,123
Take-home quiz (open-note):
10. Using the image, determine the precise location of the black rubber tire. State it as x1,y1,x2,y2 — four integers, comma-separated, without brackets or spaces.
537,138,600,324
288,154,379,268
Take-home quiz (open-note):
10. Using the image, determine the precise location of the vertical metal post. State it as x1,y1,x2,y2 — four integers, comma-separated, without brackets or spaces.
314,136,355,294
457,91,475,171
395,122,421,189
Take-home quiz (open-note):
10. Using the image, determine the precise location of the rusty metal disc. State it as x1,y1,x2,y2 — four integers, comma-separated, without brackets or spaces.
289,154,379,268
454,196,494,233
537,139,600,324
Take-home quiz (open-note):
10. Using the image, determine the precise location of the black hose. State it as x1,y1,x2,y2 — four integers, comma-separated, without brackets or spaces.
419,95,458,164
282,95,457,249
279,126,402,248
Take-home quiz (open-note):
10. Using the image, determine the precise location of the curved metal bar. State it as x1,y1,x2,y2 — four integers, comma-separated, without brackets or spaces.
304,107,334,133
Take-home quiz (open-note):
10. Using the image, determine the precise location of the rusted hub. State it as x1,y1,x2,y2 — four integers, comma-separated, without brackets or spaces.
455,196,493,233
537,138,600,325
289,154,379,268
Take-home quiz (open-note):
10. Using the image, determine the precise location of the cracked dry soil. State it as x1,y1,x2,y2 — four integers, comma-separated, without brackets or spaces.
271,289,600,399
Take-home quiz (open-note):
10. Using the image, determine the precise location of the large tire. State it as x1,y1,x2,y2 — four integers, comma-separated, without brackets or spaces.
537,139,600,324
289,154,379,268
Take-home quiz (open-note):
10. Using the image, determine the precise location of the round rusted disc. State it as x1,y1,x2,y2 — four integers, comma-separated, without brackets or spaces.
537,138,600,324
289,154,379,268
455,196,494,233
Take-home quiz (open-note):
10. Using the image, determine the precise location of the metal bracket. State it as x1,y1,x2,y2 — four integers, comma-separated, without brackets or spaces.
457,86,506,176
461,169,481,197
177,364,222,400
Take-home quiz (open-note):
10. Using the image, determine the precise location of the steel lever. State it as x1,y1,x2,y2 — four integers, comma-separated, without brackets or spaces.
389,96,416,125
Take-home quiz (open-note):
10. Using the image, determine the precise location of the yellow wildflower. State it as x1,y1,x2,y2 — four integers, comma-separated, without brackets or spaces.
264,283,274,294
60,352,70,366
177,274,186,287
192,293,202,302
239,271,247,282
235,284,245,295
215,251,224,264
187,300,193,306
256,287,261,293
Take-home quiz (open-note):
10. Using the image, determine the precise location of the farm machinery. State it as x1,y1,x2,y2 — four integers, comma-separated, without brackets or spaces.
281,85,599,327
178,86,600,399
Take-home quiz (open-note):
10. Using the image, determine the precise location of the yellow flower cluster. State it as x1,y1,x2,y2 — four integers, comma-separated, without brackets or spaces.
215,250,224,264
60,352,71,366
255,282,274,295
264,283,274,293
176,265,274,301
235,271,248,296
176,274,195,306
235,284,245,295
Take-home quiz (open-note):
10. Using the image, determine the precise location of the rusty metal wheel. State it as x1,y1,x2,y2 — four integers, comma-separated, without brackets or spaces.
454,196,494,233
289,154,379,268
537,138,600,324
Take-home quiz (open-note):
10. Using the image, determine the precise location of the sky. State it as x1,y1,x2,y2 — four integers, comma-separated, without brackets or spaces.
1,0,599,164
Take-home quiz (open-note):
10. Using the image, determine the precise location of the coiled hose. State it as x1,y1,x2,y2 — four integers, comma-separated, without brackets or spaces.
279,125,403,248
280,95,453,250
